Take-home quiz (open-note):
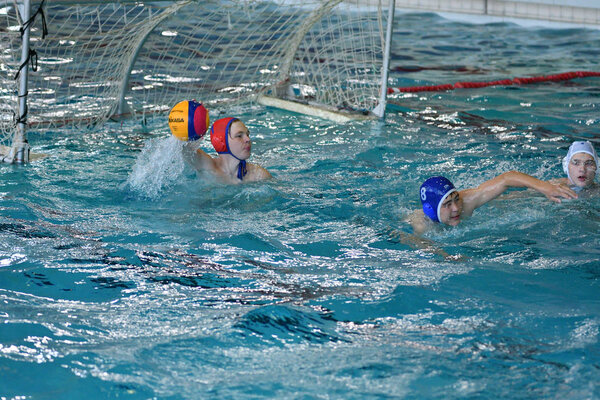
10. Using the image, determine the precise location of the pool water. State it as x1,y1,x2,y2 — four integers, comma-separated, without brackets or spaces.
1,12,600,399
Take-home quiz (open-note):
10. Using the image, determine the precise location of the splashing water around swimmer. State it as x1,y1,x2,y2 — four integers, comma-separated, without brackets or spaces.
126,137,186,199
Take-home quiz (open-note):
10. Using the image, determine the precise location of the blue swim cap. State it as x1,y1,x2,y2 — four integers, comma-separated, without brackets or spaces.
420,176,457,223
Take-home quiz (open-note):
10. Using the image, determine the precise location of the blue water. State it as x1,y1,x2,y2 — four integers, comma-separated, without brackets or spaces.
2,12,600,399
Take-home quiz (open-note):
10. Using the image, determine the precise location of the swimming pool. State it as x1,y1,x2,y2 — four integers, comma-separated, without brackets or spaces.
1,12,600,399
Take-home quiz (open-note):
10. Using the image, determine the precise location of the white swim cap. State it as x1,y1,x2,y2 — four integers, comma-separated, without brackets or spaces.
562,141,598,184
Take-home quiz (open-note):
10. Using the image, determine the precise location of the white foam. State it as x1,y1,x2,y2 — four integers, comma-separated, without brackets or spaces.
126,136,186,199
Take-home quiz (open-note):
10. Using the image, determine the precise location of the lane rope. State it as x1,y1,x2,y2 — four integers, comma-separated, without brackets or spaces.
387,71,600,94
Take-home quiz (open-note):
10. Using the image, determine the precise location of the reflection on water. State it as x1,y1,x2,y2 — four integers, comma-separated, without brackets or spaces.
1,12,600,399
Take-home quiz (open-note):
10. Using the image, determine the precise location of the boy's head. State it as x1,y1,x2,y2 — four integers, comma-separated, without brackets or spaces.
420,176,461,225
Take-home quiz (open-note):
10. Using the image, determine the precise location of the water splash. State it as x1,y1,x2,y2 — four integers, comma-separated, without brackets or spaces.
126,136,186,199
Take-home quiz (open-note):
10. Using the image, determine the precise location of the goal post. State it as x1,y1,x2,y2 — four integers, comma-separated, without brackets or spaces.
1,0,32,163
0,0,396,162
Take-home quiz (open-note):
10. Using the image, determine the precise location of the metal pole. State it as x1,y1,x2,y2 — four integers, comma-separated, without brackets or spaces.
373,0,395,118
14,0,32,163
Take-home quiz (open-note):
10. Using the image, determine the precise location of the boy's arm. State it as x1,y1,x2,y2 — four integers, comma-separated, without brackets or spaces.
406,209,429,235
388,227,466,261
182,143,216,172
462,171,577,214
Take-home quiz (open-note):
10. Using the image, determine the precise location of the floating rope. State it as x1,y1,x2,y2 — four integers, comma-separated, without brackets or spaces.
20,0,48,39
13,48,38,80
387,71,600,94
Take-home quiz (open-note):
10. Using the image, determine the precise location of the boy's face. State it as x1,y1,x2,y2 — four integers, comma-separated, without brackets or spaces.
439,191,463,226
568,152,596,187
228,120,252,160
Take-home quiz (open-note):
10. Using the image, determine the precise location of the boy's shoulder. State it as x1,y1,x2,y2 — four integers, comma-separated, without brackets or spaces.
406,209,432,235
246,162,272,181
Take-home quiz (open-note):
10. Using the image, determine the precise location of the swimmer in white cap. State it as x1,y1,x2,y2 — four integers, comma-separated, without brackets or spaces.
552,141,598,193
183,117,271,184
408,171,577,234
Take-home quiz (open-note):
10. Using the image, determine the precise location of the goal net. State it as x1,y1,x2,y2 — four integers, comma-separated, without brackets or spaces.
0,0,393,161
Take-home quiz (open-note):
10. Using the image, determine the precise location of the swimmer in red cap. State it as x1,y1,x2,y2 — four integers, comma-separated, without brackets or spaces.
184,117,271,183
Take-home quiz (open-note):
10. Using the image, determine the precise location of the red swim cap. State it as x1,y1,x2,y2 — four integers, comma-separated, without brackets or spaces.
210,117,238,154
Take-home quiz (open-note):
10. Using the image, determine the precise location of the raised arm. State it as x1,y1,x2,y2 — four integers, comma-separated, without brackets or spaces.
461,170,577,215
182,142,217,172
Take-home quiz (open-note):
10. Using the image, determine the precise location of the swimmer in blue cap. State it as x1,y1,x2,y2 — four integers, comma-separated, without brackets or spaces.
409,171,577,234
183,117,271,183
552,141,598,193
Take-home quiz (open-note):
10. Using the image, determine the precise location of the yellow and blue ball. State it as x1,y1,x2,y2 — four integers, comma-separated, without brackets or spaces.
168,100,209,141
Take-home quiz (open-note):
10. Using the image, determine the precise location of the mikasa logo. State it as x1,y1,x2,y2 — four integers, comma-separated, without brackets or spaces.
169,117,185,123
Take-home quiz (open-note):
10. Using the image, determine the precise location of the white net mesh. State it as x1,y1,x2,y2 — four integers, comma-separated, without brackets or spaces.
0,4,23,149
0,0,391,152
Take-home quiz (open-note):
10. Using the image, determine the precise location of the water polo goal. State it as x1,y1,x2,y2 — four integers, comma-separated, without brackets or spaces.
0,0,397,163
1,0,598,164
